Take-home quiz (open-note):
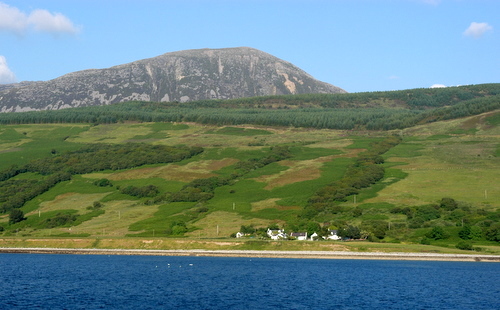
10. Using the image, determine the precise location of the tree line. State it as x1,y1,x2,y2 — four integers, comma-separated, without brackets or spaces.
0,143,203,214
155,146,292,204
0,84,498,131
301,136,402,220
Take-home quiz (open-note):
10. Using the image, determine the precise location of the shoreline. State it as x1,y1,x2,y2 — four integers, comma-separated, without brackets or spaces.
1,247,499,262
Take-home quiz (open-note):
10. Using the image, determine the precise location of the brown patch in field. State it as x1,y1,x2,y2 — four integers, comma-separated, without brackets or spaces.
462,110,500,130
304,139,354,149
251,198,281,211
461,114,486,130
92,159,239,182
254,148,363,190
251,199,300,212
342,148,365,158
34,192,110,215
51,192,76,200
256,156,334,190
185,211,272,238
21,238,94,247
275,205,301,210
317,243,351,251
0,147,22,154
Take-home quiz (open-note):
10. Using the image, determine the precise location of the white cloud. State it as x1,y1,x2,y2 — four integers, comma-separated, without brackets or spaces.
0,2,28,34
0,2,79,35
0,56,16,84
430,84,446,88
463,22,493,39
28,9,79,34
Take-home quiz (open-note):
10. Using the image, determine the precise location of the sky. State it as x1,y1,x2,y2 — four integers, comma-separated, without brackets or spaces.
0,0,498,93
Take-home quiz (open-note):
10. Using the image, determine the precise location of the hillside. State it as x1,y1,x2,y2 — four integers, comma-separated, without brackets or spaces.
0,47,345,112
0,106,499,253
1,83,499,131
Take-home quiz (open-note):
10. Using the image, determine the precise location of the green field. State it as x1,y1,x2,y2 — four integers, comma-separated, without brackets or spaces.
0,109,499,254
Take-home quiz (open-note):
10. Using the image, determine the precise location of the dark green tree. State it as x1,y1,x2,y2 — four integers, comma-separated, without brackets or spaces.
440,197,458,211
459,225,483,240
459,225,472,240
94,178,113,187
9,209,25,224
485,224,500,242
240,225,256,235
426,226,449,240
456,241,474,251
339,225,361,239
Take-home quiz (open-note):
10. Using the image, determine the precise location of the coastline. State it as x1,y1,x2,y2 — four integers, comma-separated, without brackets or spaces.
1,247,499,262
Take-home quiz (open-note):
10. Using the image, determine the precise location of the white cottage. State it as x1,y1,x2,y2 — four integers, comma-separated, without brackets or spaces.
290,232,308,241
267,229,287,240
235,232,245,238
325,229,341,240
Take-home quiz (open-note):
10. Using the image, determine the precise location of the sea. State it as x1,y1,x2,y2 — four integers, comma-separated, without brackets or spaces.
0,254,498,310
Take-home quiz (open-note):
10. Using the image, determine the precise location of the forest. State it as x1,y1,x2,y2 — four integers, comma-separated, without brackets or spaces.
0,144,203,214
0,83,498,131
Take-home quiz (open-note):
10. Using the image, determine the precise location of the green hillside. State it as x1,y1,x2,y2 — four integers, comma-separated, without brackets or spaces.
0,85,499,254
1,83,499,130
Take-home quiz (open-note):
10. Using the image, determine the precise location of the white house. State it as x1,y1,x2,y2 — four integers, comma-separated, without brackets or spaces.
290,232,308,241
235,232,245,238
310,232,318,240
325,229,341,240
267,228,287,240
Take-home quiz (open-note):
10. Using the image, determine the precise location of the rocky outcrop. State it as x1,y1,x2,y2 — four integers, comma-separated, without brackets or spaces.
0,47,346,112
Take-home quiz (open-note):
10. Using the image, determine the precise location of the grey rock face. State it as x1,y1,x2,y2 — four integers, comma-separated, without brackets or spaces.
0,47,346,112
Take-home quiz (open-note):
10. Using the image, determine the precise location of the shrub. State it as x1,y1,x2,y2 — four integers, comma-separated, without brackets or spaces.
420,238,431,245
339,225,361,239
43,213,78,228
121,185,159,198
352,207,363,217
9,209,25,224
459,225,483,240
416,205,441,221
456,241,474,251
93,178,113,187
485,224,500,242
440,197,458,211
240,225,256,235
426,226,449,240
196,206,209,213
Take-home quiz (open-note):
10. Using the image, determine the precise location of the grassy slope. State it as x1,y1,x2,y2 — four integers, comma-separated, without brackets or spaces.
0,110,499,254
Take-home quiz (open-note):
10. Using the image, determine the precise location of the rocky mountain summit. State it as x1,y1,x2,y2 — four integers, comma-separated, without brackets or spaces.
0,47,345,112
0,81,40,92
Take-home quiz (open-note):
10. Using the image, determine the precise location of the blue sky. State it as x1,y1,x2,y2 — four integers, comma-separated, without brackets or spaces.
0,0,498,93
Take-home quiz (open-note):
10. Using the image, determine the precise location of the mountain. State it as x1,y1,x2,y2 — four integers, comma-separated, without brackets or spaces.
0,47,346,112
0,81,40,92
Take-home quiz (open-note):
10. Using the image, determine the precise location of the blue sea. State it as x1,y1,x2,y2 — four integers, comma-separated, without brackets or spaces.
0,254,498,309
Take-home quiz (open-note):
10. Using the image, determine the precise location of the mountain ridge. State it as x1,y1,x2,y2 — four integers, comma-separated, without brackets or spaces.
0,47,345,112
